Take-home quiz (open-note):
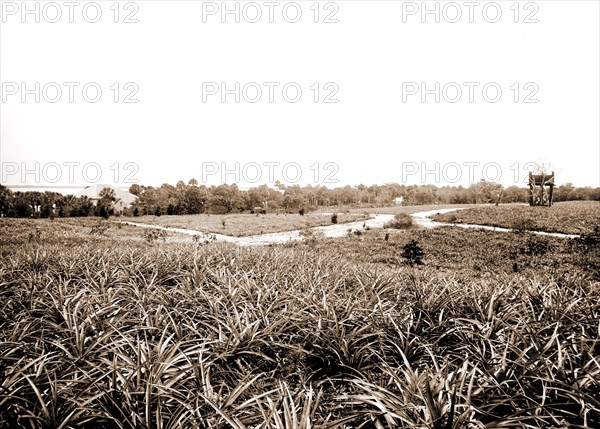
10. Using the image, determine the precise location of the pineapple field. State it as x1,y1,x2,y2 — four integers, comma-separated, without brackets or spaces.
1,205,599,428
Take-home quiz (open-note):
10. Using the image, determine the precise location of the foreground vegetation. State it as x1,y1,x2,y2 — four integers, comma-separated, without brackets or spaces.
1,215,599,428
432,201,600,235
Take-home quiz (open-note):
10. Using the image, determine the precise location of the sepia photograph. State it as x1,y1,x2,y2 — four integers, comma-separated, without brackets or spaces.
1,1,599,427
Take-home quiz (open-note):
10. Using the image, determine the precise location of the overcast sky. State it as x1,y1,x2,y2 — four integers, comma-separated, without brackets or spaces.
1,0,599,190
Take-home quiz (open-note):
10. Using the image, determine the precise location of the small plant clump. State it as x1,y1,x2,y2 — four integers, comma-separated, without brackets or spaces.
576,225,600,248
401,239,424,266
511,218,538,232
384,213,413,229
90,220,110,236
143,228,168,243
299,228,325,245
27,227,43,242
192,231,217,245
331,213,338,224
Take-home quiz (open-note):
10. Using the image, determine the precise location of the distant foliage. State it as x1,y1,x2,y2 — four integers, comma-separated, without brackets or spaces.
167,204,175,215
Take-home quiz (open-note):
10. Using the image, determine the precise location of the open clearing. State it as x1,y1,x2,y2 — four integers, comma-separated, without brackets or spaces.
1,204,599,427
133,212,371,237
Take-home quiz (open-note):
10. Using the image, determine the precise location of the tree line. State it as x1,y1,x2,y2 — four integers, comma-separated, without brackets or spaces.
1,180,599,218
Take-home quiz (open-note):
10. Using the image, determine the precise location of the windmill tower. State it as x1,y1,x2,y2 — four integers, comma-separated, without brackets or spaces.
528,171,555,207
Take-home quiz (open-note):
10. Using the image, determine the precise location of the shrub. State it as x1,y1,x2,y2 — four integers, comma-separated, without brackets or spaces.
520,235,553,256
27,228,42,242
299,228,325,245
143,228,167,243
99,205,110,220
511,218,538,232
384,213,413,229
401,239,424,266
154,207,162,217
90,221,110,236
331,213,338,224
192,232,216,245
576,225,600,248
299,208,305,216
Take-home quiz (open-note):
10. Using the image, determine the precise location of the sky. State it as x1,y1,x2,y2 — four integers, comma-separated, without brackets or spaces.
1,0,599,191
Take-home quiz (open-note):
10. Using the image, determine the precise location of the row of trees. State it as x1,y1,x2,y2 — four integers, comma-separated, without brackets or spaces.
0,186,119,219
1,180,599,218
128,180,600,216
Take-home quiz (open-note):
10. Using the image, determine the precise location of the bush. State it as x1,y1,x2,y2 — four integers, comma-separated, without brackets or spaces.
299,228,325,245
90,221,110,236
511,218,538,232
143,228,167,243
401,240,424,266
192,232,217,245
299,207,305,216
154,207,162,217
99,205,110,220
384,213,413,229
576,225,600,248
331,213,338,224
519,235,553,256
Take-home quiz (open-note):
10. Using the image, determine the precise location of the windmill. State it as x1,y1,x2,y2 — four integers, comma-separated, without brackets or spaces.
528,170,555,207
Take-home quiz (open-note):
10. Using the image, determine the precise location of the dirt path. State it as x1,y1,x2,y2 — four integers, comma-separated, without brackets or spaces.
121,214,396,246
121,207,578,245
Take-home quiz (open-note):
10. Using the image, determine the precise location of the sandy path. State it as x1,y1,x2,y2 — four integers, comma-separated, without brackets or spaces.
120,214,395,246
120,207,578,245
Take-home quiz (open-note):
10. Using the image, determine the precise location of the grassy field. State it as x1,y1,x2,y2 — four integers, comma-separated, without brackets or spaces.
1,211,599,428
432,201,600,235
132,212,370,237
